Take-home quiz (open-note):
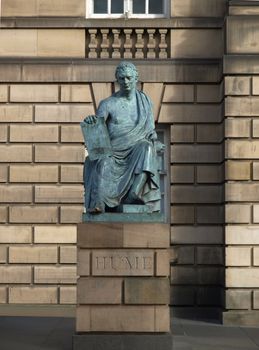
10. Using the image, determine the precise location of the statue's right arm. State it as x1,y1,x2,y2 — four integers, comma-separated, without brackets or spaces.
83,99,109,124
96,99,109,121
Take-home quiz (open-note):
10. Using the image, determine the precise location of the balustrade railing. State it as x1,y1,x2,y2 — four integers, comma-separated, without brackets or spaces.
86,28,169,59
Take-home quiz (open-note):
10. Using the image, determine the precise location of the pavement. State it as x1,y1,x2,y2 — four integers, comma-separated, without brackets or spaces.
172,317,259,350
0,316,258,350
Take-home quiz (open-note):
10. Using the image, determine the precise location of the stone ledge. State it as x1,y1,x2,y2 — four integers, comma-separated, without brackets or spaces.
83,212,165,223
73,333,172,350
228,14,259,18
224,55,259,74
230,1,259,6
0,18,224,29
0,59,222,83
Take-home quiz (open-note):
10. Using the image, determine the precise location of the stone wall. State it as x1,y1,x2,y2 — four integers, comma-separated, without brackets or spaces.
168,82,224,318
224,0,259,326
0,72,225,316
0,0,252,324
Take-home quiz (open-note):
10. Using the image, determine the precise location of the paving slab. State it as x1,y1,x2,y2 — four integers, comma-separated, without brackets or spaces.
0,317,75,350
0,316,258,350
182,324,259,349
243,327,259,347
172,336,192,350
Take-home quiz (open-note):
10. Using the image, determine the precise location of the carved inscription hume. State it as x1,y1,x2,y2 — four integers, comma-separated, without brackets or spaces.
92,250,154,276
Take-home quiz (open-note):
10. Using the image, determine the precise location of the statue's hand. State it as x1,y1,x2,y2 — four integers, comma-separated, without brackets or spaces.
155,140,165,153
84,115,98,124
146,130,158,142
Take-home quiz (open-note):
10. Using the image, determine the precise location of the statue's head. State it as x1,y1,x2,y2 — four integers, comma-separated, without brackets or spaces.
115,62,138,94
115,61,139,80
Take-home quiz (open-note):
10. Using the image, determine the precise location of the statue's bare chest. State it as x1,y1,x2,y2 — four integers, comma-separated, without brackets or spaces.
109,98,138,126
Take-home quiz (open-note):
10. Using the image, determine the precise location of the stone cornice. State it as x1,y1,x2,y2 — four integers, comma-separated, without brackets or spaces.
229,0,259,6
224,55,259,74
0,17,224,29
0,59,222,83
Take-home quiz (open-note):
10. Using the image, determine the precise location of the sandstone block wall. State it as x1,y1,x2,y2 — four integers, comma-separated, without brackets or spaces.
160,83,224,313
1,0,86,17
0,76,224,314
4,0,259,326
223,1,259,325
0,80,105,309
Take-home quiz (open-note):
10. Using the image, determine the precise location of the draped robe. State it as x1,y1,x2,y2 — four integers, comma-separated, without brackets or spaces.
83,90,161,212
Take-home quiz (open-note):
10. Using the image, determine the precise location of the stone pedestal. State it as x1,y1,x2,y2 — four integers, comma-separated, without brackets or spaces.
73,222,172,350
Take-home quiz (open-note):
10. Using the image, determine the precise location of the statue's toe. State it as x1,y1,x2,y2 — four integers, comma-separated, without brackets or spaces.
88,207,102,215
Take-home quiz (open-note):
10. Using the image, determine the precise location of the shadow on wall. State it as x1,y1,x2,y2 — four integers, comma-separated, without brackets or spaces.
169,0,226,319
171,15,224,319
170,154,225,322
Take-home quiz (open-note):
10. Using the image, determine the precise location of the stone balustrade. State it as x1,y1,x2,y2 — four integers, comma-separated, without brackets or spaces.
86,28,169,59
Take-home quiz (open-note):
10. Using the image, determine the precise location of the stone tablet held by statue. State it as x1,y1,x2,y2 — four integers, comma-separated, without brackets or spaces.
80,117,112,161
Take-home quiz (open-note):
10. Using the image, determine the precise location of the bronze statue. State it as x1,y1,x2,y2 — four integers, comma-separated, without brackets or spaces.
81,62,163,214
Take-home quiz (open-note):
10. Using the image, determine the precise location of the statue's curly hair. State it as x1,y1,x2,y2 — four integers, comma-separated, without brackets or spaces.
115,61,139,80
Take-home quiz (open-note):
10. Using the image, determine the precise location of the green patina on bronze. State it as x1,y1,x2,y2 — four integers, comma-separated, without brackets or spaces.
81,61,164,220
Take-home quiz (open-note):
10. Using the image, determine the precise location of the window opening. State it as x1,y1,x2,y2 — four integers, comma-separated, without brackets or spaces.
89,0,167,18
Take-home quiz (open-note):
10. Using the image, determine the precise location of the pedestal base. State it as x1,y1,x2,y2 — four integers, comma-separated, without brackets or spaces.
73,333,172,350
76,222,171,343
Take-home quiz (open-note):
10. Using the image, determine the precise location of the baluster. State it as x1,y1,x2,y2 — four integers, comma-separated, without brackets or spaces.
100,29,110,58
123,29,133,59
135,29,144,59
147,29,156,59
112,29,121,59
88,29,98,58
159,29,168,59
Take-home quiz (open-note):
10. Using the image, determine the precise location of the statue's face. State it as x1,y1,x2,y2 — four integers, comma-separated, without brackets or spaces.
117,68,137,93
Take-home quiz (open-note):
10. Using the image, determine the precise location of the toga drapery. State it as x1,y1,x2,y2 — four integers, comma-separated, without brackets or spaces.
83,89,161,212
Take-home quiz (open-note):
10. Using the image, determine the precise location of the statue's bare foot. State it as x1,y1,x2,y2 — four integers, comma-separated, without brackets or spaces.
88,207,102,215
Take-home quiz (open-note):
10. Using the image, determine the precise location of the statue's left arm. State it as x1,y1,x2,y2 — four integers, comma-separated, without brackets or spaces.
144,93,158,143
142,92,165,152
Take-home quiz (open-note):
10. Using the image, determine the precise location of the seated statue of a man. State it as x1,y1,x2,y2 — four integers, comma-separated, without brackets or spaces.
82,61,163,214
